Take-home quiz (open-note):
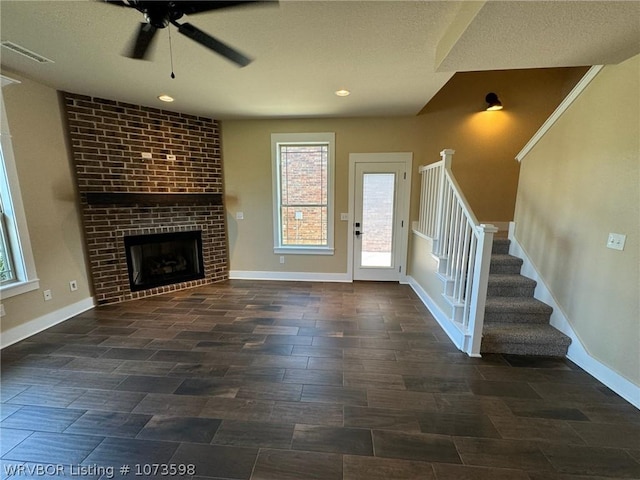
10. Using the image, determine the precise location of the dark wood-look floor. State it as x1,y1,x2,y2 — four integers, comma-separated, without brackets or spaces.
1,280,639,480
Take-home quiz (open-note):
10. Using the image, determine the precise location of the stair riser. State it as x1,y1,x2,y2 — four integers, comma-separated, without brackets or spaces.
490,264,522,274
484,313,550,324
487,285,536,297
481,342,570,357
492,241,510,255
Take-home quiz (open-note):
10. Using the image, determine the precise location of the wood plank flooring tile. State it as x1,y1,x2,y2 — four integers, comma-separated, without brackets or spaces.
99,348,155,361
342,455,435,480
115,375,183,394
4,432,103,465
65,411,152,438
137,415,221,444
489,415,586,444
251,448,342,480
224,366,285,383
431,463,531,480
82,437,179,469
6,386,86,408
236,382,302,402
68,390,146,413
503,398,590,421
540,443,640,478
568,421,640,448
173,378,240,398
292,424,373,455
301,384,368,406
453,437,554,471
56,372,128,390
366,388,437,412
1,406,85,433
250,355,309,369
114,360,177,376
0,384,29,403
403,375,470,394
283,368,343,386
372,430,461,464
344,405,421,432
199,398,274,422
418,412,501,439
132,393,208,416
170,443,258,479
0,428,32,456
168,363,229,378
264,335,313,346
270,401,343,427
344,372,406,391
212,420,294,448
0,404,21,421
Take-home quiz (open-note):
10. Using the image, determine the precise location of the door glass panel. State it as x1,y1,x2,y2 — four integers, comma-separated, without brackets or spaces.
361,173,395,267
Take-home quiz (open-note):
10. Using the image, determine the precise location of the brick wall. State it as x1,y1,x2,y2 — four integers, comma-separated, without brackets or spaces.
63,93,228,304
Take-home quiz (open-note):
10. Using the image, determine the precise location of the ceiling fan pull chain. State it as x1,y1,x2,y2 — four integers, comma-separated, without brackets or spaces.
168,25,176,79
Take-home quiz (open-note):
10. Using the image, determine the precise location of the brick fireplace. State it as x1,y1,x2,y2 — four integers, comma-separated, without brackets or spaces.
64,93,228,304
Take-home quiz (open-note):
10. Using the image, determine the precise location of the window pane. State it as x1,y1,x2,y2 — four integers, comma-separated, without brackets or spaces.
0,212,15,283
279,144,328,246
281,206,327,246
361,173,395,267
280,145,328,206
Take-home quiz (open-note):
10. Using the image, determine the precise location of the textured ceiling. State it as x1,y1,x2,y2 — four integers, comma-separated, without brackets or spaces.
1,1,639,119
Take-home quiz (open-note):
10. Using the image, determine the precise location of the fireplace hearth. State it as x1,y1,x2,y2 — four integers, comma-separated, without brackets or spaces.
124,231,205,291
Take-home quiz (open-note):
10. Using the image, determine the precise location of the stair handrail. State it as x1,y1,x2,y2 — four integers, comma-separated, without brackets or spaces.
417,149,497,356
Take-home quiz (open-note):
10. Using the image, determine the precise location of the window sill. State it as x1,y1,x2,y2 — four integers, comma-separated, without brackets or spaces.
274,247,334,256
0,278,40,299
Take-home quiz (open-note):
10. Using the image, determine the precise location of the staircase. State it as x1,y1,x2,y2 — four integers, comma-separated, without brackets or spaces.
481,238,571,356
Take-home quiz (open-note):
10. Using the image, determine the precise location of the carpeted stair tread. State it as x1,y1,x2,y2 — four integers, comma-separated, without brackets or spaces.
492,238,511,255
490,254,523,274
485,296,553,315
487,274,537,297
481,323,571,356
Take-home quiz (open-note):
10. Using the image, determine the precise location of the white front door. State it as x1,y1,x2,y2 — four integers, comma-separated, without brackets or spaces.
349,153,411,281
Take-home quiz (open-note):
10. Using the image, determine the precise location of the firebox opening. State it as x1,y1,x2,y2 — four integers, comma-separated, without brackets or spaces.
124,231,205,291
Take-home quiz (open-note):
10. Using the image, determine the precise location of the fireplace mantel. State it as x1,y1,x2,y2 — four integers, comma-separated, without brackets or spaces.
85,192,223,206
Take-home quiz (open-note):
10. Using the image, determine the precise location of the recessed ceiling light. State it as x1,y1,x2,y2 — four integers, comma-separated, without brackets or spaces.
158,94,174,102
335,89,351,97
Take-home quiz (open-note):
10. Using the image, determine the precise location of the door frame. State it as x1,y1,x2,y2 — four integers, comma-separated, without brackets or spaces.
347,152,413,282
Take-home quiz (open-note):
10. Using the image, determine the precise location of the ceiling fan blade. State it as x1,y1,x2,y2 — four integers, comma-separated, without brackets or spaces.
127,22,158,59
179,1,262,15
177,22,252,67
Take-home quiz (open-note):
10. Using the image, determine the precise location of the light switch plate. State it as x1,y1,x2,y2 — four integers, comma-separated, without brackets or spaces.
236,212,244,220
340,213,349,221
607,233,626,251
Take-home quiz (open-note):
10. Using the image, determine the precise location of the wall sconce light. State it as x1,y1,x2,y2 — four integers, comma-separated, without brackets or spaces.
485,92,503,111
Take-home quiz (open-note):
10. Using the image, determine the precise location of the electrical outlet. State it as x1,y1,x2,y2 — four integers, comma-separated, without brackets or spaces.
236,212,244,220
279,256,285,264
69,280,78,292
607,233,626,251
141,152,152,159
43,289,52,301
166,154,176,161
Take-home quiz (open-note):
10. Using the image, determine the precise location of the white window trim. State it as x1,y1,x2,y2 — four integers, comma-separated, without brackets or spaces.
271,132,335,255
0,74,39,298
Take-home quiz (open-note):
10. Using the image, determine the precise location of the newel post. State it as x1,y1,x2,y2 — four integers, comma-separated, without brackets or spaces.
465,223,498,357
434,149,455,256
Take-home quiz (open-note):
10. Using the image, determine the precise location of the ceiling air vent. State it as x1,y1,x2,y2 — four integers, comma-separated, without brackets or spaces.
1,41,54,64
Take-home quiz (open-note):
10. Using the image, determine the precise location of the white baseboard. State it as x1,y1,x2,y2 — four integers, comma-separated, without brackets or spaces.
1,297,96,349
229,270,351,283
405,275,465,351
508,222,640,409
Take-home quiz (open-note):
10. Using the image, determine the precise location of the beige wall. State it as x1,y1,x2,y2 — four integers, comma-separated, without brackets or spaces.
222,67,586,275
513,55,640,384
1,72,92,336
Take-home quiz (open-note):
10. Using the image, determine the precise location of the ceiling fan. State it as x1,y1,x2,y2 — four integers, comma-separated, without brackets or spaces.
105,1,267,67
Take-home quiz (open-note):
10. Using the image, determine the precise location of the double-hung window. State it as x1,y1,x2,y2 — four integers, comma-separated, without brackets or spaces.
1,74,39,298
271,133,335,255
